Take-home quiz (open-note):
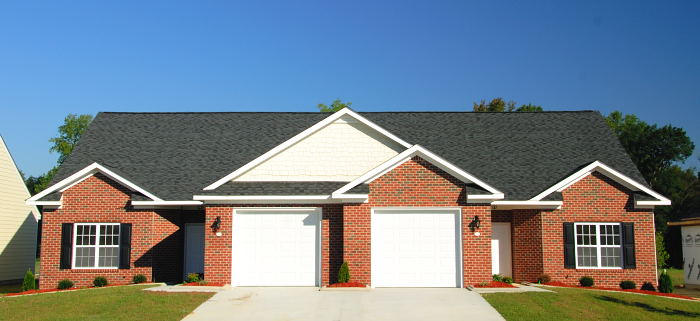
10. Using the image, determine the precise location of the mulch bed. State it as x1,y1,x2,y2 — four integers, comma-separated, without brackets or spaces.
181,282,225,287
473,281,516,288
543,281,697,300
327,282,367,288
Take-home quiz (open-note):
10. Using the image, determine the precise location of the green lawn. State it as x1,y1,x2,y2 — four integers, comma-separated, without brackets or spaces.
0,285,213,321
483,286,700,321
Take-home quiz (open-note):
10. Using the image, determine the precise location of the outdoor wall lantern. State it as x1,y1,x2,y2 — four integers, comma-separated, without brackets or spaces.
211,216,222,236
469,215,481,234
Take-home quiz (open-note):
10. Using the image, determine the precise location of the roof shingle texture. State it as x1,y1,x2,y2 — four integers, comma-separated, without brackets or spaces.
48,111,646,201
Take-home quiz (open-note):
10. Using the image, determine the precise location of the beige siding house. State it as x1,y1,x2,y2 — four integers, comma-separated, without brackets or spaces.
0,135,39,283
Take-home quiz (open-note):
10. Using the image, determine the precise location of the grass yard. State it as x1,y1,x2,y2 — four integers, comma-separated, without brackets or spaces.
0,284,213,321
483,286,700,321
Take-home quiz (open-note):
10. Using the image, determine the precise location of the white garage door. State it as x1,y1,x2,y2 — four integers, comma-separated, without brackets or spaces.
372,208,461,287
231,208,320,286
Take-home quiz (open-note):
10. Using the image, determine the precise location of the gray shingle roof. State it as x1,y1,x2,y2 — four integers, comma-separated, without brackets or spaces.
44,111,646,201
200,181,349,196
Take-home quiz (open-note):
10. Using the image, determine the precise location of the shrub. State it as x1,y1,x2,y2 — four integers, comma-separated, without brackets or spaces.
502,276,513,284
492,274,503,282
338,261,350,283
22,269,36,291
658,270,673,293
57,279,74,290
655,231,670,269
185,273,201,283
93,276,108,287
537,274,551,284
619,280,636,290
579,276,594,287
133,274,147,284
641,282,656,291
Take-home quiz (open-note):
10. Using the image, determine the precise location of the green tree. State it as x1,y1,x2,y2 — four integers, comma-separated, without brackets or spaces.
24,114,92,195
49,114,93,165
318,99,352,112
472,98,543,112
605,111,694,188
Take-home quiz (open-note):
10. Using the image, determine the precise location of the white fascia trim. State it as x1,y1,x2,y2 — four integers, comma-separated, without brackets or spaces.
26,201,62,206
530,160,671,205
332,144,504,199
131,200,203,206
635,200,672,208
491,200,563,210
26,162,162,203
202,108,412,190
194,195,331,201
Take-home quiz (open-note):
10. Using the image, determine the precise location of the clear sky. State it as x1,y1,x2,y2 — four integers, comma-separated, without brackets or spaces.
1,0,698,177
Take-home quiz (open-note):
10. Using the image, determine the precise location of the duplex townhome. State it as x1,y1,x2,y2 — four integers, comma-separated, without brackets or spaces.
27,109,669,289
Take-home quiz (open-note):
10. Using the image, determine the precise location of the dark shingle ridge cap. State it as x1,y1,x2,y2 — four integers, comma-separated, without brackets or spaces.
98,110,599,114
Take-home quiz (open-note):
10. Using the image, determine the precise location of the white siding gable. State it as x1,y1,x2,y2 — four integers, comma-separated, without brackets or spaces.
0,136,39,281
236,115,405,181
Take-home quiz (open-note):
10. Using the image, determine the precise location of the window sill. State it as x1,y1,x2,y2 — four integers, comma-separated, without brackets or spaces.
68,268,124,273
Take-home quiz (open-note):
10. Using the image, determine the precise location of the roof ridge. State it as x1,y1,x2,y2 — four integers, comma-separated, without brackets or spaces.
98,110,599,114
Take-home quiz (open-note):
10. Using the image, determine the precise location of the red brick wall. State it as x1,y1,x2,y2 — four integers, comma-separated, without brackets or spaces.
39,173,200,289
203,204,343,286
538,172,657,287
342,156,493,287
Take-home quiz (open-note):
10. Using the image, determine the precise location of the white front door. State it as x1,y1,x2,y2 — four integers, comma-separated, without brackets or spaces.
184,223,205,277
231,208,320,286
372,208,461,287
491,222,512,277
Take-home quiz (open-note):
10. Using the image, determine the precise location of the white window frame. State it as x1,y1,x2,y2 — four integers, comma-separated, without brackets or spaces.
573,222,623,269
72,223,120,269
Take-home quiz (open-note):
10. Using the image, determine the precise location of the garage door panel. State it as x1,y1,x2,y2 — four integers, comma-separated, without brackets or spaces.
232,210,319,286
372,209,461,288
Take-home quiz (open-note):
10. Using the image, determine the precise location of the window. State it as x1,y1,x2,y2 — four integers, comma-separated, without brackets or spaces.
574,223,622,268
73,223,120,269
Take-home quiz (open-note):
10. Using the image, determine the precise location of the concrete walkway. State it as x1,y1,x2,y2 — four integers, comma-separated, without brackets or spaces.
183,287,505,321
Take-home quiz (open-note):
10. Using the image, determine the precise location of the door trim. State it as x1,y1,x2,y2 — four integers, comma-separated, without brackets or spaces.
183,223,205,279
370,207,463,288
230,207,323,287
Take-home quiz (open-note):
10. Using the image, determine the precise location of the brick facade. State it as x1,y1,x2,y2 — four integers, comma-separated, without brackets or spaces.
40,165,657,289
39,174,203,289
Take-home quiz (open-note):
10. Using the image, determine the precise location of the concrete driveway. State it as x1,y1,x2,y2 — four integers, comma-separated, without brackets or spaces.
183,287,505,321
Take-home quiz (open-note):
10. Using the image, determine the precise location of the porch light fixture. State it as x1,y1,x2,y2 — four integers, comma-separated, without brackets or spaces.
211,216,221,233
468,215,481,232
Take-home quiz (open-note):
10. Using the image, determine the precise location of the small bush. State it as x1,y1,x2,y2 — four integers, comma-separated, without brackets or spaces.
93,276,108,287
492,274,503,282
57,279,74,290
185,273,201,283
619,280,636,290
479,281,489,287
133,274,147,284
338,261,350,283
641,282,656,291
658,270,673,293
22,269,36,291
502,276,513,284
579,276,594,287
537,274,551,284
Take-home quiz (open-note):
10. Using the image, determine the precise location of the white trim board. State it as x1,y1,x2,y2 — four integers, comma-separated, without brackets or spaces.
203,108,412,190
530,160,670,206
333,145,504,200
27,162,162,205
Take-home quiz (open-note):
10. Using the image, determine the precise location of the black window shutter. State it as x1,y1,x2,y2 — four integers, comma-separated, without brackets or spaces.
622,222,636,269
563,222,575,269
60,223,73,269
119,223,132,269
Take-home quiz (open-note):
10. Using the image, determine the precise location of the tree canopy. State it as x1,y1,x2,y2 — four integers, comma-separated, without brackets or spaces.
25,113,93,195
49,114,93,165
472,98,543,112
318,99,352,112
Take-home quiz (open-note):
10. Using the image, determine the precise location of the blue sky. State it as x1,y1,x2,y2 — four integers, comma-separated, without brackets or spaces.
1,0,698,176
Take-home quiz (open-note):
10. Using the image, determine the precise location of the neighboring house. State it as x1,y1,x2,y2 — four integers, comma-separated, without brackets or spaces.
669,213,700,288
0,135,40,284
27,109,670,289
